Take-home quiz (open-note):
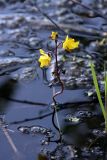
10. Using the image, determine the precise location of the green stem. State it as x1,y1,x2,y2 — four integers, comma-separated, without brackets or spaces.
104,62,107,132
90,62,106,121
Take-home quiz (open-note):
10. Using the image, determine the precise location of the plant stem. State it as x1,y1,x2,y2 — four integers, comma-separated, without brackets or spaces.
52,39,64,105
52,39,64,142
90,62,106,120
52,87,61,131
104,61,107,132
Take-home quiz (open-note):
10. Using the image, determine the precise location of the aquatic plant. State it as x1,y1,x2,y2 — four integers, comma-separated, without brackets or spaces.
90,61,107,132
38,31,79,141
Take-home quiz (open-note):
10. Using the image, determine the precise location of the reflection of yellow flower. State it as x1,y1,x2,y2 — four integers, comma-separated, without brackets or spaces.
38,49,51,68
51,31,58,40
63,35,79,52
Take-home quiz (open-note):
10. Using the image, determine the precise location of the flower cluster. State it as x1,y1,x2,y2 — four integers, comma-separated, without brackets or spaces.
38,32,79,68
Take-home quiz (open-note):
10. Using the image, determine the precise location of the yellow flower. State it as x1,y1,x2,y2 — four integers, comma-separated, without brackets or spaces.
51,31,58,40
63,35,79,52
38,49,51,68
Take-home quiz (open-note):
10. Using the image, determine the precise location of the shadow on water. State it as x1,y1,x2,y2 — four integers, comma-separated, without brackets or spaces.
0,78,18,113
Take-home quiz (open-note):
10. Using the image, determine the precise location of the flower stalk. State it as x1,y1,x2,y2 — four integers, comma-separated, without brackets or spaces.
38,31,79,142
52,39,64,106
52,39,64,142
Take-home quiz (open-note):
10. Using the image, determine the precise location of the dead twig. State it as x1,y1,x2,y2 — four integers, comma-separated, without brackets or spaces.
71,0,107,21
8,101,98,126
34,1,107,39
9,112,53,125
6,97,48,106
34,3,67,35
0,40,40,51
0,119,21,158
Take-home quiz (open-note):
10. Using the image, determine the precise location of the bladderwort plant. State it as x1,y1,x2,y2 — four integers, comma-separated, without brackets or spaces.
38,32,79,142
90,61,107,132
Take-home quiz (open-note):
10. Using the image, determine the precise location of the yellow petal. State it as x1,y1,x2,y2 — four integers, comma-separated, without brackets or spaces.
38,52,51,68
39,49,46,55
51,31,58,40
63,35,79,52
66,35,69,41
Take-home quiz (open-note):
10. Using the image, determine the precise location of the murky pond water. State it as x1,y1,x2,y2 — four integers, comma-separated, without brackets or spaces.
0,0,107,160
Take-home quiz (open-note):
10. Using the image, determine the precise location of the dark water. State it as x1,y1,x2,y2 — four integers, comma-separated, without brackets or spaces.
0,74,91,160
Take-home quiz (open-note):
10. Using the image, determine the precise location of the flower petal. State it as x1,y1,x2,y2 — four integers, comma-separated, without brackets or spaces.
51,31,58,40
63,35,79,52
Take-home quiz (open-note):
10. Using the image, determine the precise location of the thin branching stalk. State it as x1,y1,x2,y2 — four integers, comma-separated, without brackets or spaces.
52,39,64,105
52,39,64,142
52,87,61,132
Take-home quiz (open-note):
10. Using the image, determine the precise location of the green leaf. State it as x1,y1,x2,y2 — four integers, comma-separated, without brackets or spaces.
105,74,107,102
90,62,106,120
104,63,107,113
